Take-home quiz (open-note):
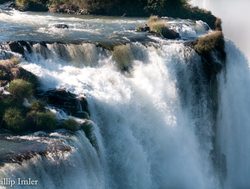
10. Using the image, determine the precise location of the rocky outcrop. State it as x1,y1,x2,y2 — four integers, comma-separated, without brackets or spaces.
0,58,38,87
7,41,33,55
38,89,90,119
191,31,226,77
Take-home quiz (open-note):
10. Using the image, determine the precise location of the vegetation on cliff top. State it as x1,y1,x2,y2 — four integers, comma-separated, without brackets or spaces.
194,31,225,56
12,0,219,29
192,31,226,78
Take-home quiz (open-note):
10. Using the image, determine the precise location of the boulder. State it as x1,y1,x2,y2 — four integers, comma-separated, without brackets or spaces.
8,41,32,55
39,89,89,118
160,28,180,39
148,27,180,39
8,41,25,55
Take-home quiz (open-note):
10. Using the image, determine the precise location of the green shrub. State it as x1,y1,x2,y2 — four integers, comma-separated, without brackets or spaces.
15,0,49,11
0,70,7,79
146,0,188,15
3,108,25,132
0,96,25,120
61,118,80,131
194,31,224,55
8,79,33,100
16,0,29,8
30,101,46,112
26,111,57,131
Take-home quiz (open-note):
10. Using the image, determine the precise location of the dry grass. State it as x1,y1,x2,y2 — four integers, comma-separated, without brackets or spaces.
147,16,168,33
146,16,179,39
194,31,224,55
112,44,134,72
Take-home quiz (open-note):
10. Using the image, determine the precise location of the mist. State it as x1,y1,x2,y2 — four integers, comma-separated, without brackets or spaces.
191,0,250,60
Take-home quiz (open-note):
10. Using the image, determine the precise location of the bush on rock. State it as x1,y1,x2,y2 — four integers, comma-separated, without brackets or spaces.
3,108,25,132
26,111,57,131
8,79,33,100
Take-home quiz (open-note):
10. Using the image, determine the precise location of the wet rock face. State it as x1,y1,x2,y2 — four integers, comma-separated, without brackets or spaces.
39,89,89,118
8,41,33,55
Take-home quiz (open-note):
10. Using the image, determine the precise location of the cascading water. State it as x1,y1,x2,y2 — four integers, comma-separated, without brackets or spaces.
18,41,220,189
216,41,250,189
191,1,250,188
1,5,250,189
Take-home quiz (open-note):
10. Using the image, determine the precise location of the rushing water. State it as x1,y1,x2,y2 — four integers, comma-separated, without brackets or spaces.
0,6,250,189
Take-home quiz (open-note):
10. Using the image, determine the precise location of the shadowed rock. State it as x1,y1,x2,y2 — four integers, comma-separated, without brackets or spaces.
39,89,89,118
53,24,69,29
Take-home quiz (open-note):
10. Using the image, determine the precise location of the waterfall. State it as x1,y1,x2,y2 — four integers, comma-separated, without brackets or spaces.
3,39,219,189
217,41,250,188
1,7,250,189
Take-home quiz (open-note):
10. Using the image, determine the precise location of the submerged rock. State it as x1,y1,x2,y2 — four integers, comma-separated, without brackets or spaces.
155,28,180,39
53,24,69,29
